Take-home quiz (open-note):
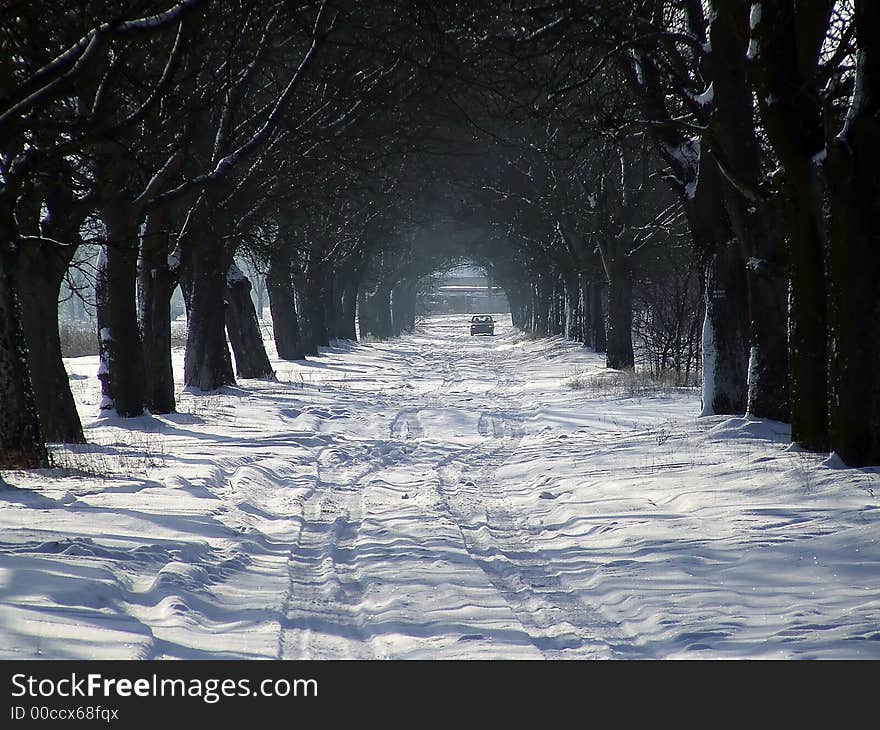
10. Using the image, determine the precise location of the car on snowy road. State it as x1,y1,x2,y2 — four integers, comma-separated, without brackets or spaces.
469,315,495,336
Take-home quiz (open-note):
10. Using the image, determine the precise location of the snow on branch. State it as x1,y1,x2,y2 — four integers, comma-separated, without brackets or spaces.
0,0,203,130
116,0,204,34
94,20,187,136
152,1,334,209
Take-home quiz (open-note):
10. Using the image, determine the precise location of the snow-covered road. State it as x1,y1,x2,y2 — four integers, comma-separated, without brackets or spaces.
2,315,880,659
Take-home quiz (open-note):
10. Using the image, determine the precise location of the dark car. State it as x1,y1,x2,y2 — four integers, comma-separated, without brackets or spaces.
470,315,495,336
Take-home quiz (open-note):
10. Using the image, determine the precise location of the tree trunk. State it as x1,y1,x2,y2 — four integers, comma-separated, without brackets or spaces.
138,209,177,414
532,276,550,335
295,269,327,356
579,275,592,347
589,280,606,353
0,242,48,468
783,177,828,447
749,0,832,449
740,213,789,421
709,2,790,422
507,287,525,330
604,255,635,370
549,275,564,335
372,284,393,338
682,158,749,416
15,241,84,442
360,283,392,339
323,271,340,341
338,269,360,340
391,281,416,335
184,233,236,391
96,212,147,416
557,275,569,336
825,0,880,465
225,264,274,379
267,247,305,360
563,273,580,341
700,239,749,416
356,288,370,338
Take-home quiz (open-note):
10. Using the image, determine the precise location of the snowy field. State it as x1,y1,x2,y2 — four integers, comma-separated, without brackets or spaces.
1,314,879,659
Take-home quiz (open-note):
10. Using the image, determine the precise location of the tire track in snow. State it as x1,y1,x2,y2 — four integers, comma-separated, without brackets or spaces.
276,490,371,659
436,461,630,659
149,323,623,659
276,433,428,658
427,347,630,658
254,329,629,659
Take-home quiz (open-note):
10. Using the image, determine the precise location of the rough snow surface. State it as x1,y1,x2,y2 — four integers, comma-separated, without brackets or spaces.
2,315,879,659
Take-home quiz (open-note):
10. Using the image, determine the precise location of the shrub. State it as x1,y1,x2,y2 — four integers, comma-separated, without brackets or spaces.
565,366,700,396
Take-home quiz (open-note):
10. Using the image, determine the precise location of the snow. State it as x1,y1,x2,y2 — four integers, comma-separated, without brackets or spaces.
117,0,202,33
838,49,866,142
694,82,714,109
747,38,759,61
749,3,762,31
747,3,762,60
662,137,701,199
746,345,759,412
700,310,715,416
2,314,879,659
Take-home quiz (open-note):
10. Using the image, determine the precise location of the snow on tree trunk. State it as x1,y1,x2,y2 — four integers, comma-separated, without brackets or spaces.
677,150,748,417
338,272,360,341
700,305,717,417
579,275,592,347
551,276,566,335
700,241,748,416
